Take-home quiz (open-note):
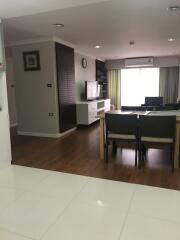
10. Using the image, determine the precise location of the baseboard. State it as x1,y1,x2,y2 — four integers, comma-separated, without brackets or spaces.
18,127,77,138
18,131,61,138
10,123,18,128
59,127,77,137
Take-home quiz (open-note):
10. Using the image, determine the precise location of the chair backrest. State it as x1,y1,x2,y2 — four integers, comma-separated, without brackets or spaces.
105,113,138,135
121,106,146,111
145,97,163,106
145,106,162,111
160,106,176,111
165,103,180,110
139,115,176,139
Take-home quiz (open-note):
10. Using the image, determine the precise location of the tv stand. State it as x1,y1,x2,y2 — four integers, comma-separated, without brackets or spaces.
76,99,110,125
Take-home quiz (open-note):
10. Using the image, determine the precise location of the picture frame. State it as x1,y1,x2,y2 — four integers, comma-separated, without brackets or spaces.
23,51,40,71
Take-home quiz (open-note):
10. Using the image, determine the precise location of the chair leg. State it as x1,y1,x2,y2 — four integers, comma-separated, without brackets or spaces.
170,145,174,173
105,141,109,163
112,140,117,156
141,144,146,162
135,142,138,167
138,142,141,168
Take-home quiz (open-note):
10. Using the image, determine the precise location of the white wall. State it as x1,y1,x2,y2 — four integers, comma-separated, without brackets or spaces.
0,72,12,168
75,52,96,101
0,20,12,169
8,40,96,137
154,56,180,67
12,41,59,137
0,102,12,168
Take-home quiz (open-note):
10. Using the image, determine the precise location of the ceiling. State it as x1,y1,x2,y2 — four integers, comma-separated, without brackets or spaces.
0,0,107,18
3,0,180,59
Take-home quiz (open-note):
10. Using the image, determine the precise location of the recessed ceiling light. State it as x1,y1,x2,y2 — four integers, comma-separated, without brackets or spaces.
95,45,101,49
97,200,104,206
168,37,176,42
53,23,64,28
167,6,180,11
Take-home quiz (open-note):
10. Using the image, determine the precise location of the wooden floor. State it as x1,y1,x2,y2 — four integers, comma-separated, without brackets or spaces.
11,123,180,190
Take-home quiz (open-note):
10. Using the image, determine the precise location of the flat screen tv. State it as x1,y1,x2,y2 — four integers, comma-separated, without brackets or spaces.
85,81,98,100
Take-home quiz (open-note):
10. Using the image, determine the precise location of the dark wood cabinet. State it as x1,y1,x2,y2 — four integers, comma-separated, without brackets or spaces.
96,60,108,99
55,42,76,133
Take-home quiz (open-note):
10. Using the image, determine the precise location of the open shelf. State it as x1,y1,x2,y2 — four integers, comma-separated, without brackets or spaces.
97,101,105,109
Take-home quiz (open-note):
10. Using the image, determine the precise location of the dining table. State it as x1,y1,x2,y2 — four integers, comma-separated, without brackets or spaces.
99,110,180,168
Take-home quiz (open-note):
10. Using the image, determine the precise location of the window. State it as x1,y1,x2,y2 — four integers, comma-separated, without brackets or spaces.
121,68,159,106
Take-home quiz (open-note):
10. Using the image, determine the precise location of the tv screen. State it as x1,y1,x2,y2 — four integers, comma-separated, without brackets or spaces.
85,81,98,100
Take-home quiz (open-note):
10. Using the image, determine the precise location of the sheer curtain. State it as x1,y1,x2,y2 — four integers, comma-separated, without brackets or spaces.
108,70,121,109
159,67,179,104
121,68,159,106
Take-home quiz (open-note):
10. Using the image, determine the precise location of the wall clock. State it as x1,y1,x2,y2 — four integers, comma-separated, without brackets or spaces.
81,58,87,69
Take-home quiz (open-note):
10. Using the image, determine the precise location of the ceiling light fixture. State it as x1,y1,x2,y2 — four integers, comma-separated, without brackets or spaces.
53,23,64,28
129,41,135,46
168,37,176,42
97,200,103,206
95,45,101,49
167,6,180,11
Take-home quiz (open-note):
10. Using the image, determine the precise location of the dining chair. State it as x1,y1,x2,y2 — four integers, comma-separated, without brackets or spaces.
138,115,176,172
121,106,146,111
105,113,138,166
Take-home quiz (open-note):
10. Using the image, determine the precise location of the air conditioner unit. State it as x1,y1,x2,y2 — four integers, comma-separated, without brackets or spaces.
124,57,154,68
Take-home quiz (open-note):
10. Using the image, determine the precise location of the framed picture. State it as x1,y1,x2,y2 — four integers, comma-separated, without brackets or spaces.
23,51,40,71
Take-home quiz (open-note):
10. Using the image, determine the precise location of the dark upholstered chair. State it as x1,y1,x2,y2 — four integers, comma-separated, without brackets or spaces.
105,113,138,166
121,106,146,111
121,105,178,112
138,115,176,172
144,97,163,106
165,103,180,110
145,106,175,111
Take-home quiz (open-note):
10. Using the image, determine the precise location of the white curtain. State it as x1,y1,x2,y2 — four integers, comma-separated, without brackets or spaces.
159,67,179,104
108,70,121,109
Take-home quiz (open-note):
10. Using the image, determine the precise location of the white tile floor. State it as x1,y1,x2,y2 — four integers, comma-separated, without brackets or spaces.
0,165,180,240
